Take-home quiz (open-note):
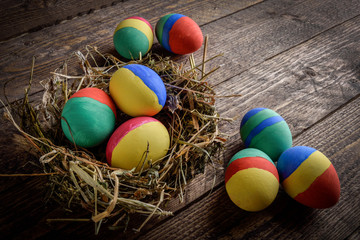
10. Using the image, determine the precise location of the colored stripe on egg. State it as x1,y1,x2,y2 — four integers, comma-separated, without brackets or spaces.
109,64,166,117
70,87,117,117
114,18,153,52
161,14,185,52
240,107,266,128
277,146,316,180
225,157,279,184
293,164,340,208
155,13,175,46
227,148,274,167
240,108,284,148
281,150,331,198
244,116,284,147
106,117,157,165
125,16,153,31
226,168,279,211
123,64,166,106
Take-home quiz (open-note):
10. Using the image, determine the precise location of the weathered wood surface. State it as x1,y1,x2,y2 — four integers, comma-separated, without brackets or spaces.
0,0,127,41
0,0,263,104
0,0,359,239
138,97,360,240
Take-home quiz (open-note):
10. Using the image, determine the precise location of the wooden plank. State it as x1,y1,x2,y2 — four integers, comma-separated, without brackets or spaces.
0,0,263,104
216,14,360,138
348,227,360,240
130,14,360,238
3,0,360,104
136,96,360,240
0,0,359,238
164,12,360,217
3,13,357,239
0,0,127,41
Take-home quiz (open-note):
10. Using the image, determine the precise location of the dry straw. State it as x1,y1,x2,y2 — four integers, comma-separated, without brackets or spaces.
2,37,234,234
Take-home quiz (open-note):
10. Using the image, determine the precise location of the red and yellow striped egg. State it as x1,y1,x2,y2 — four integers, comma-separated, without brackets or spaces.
277,146,340,208
225,148,280,212
113,16,153,59
106,117,170,171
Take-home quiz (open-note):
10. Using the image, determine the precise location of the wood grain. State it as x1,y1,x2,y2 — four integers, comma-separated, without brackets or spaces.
3,0,360,104
0,0,127,41
136,96,360,240
0,0,359,239
216,14,360,138
0,0,263,104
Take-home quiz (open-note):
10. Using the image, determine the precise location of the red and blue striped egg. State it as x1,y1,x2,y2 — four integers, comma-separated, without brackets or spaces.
225,148,280,212
155,13,203,54
113,16,153,59
109,64,166,117
106,117,170,171
61,88,116,148
277,146,340,208
240,108,292,161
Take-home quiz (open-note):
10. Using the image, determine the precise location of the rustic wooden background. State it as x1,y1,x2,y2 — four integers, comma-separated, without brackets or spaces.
0,0,359,239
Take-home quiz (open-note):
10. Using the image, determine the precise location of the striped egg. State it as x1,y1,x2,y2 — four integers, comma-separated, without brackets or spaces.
225,148,279,212
61,88,116,148
106,117,170,171
113,16,153,59
277,146,340,208
155,13,203,54
109,64,166,117
240,108,292,161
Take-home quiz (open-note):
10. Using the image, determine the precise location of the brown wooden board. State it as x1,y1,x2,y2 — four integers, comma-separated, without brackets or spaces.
3,0,360,105
136,96,360,240
0,0,359,239
0,0,263,104
0,0,126,41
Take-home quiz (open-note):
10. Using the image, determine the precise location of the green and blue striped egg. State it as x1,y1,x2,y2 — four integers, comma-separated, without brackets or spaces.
240,108,292,161
155,13,203,55
109,64,166,117
113,16,153,59
61,88,117,148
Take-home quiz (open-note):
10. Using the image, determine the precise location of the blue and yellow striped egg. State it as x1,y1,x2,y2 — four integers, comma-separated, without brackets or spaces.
61,88,116,148
113,16,153,59
109,64,166,117
277,146,340,208
155,13,203,54
225,148,280,212
240,108,292,161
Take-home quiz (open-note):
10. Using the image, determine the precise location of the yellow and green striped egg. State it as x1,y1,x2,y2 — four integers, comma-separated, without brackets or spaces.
113,16,153,59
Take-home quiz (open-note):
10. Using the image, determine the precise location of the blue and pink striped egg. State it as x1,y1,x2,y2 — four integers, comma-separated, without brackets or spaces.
156,13,203,54
225,148,279,212
113,16,153,59
109,64,166,117
106,117,170,171
240,108,292,161
277,146,340,208
61,88,117,148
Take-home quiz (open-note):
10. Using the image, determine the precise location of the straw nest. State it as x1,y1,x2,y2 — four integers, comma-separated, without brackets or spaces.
3,41,231,233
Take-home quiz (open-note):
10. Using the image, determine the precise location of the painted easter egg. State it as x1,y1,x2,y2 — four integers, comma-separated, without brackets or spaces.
225,148,280,212
240,108,292,161
277,146,340,208
109,64,166,117
106,116,170,171
155,13,203,54
113,16,153,59
61,88,116,148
